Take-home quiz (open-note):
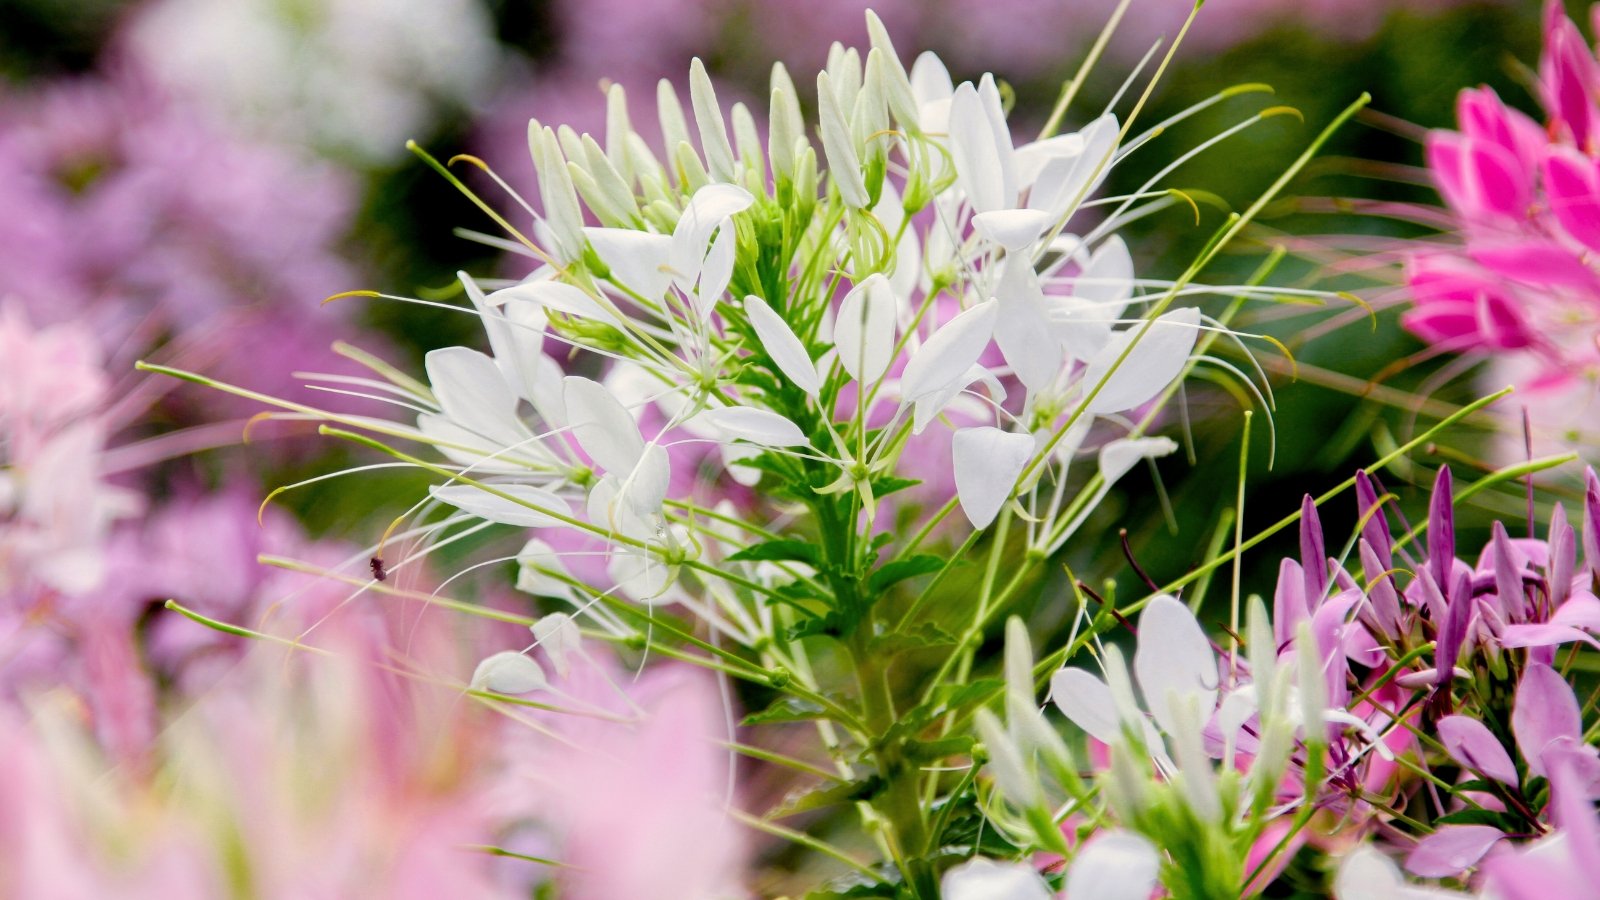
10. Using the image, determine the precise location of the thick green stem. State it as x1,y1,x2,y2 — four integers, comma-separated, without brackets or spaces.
850,631,937,897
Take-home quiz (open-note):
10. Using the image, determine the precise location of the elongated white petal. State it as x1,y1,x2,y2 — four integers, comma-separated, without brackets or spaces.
1065,831,1161,900
689,57,736,182
909,51,954,109
744,295,821,395
516,538,577,601
1083,306,1201,414
472,651,548,694
583,227,673,300
1029,113,1119,219
1134,594,1218,737
1050,667,1120,745
563,376,646,475
621,443,671,516
972,209,1051,252
900,299,999,403
490,280,622,329
994,259,1063,391
835,274,898,383
818,70,869,208
431,483,571,528
424,347,530,448
1098,436,1178,485
696,221,736,318
952,426,1034,528
610,549,676,603
948,82,1012,214
531,612,582,677
670,183,755,285
941,858,1052,900
697,406,808,447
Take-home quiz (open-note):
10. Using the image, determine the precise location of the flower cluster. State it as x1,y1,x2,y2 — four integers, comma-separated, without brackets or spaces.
952,462,1600,897
1406,2,1600,452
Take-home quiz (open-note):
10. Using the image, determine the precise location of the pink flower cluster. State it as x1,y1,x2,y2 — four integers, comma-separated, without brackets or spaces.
1407,3,1600,413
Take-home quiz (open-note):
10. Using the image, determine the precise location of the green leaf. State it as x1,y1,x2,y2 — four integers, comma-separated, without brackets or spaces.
1435,809,1520,830
868,555,945,592
904,735,974,763
742,696,828,726
768,776,883,818
867,622,959,656
728,539,822,566
869,475,922,499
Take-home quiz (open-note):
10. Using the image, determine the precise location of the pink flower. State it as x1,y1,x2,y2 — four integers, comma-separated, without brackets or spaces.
497,655,751,898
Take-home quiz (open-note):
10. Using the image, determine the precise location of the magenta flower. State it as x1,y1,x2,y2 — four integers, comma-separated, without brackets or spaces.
1407,2,1600,451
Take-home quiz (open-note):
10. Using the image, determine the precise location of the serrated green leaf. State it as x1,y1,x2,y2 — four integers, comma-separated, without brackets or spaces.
868,555,945,593
742,696,827,726
867,622,959,656
768,776,883,818
728,539,822,566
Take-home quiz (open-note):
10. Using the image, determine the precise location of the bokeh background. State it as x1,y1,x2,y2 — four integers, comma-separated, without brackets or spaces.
0,0,1576,683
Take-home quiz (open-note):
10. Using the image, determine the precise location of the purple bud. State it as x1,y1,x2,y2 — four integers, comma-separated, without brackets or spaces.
1429,467,1456,602
1583,467,1600,578
1273,557,1307,650
1359,538,1402,638
1491,522,1525,623
1300,494,1328,605
1550,502,1575,609
1355,470,1393,567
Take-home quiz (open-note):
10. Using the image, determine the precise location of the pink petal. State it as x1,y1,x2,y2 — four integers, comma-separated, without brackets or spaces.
1405,825,1505,877
1437,715,1518,785
1513,662,1584,777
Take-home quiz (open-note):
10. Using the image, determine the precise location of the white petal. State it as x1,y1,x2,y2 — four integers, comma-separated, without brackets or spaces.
1133,594,1218,737
948,81,1012,214
563,376,646,475
424,347,531,448
1029,113,1119,219
721,442,764,486
697,406,809,447
489,279,622,330
909,51,954,109
431,483,571,528
670,183,754,284
993,259,1063,391
621,443,672,516
1098,436,1178,485
531,613,582,677
900,299,999,403
689,57,736,182
818,71,869,208
834,273,898,383
583,227,674,300
941,858,1052,900
471,651,547,694
743,295,821,395
610,549,675,603
1065,831,1161,900
952,426,1034,529
516,538,577,601
1050,667,1121,745
1083,306,1201,414
695,221,736,319
972,209,1051,252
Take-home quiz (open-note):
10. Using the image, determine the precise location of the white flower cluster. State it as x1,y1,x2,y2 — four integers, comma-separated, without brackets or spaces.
339,12,1215,623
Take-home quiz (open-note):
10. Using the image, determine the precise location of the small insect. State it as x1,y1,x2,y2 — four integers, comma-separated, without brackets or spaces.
369,556,388,582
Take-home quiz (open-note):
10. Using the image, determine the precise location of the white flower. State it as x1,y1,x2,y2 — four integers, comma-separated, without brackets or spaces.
940,857,1053,900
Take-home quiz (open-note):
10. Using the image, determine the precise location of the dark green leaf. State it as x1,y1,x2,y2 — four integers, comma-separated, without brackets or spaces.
868,555,946,593
728,539,822,566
